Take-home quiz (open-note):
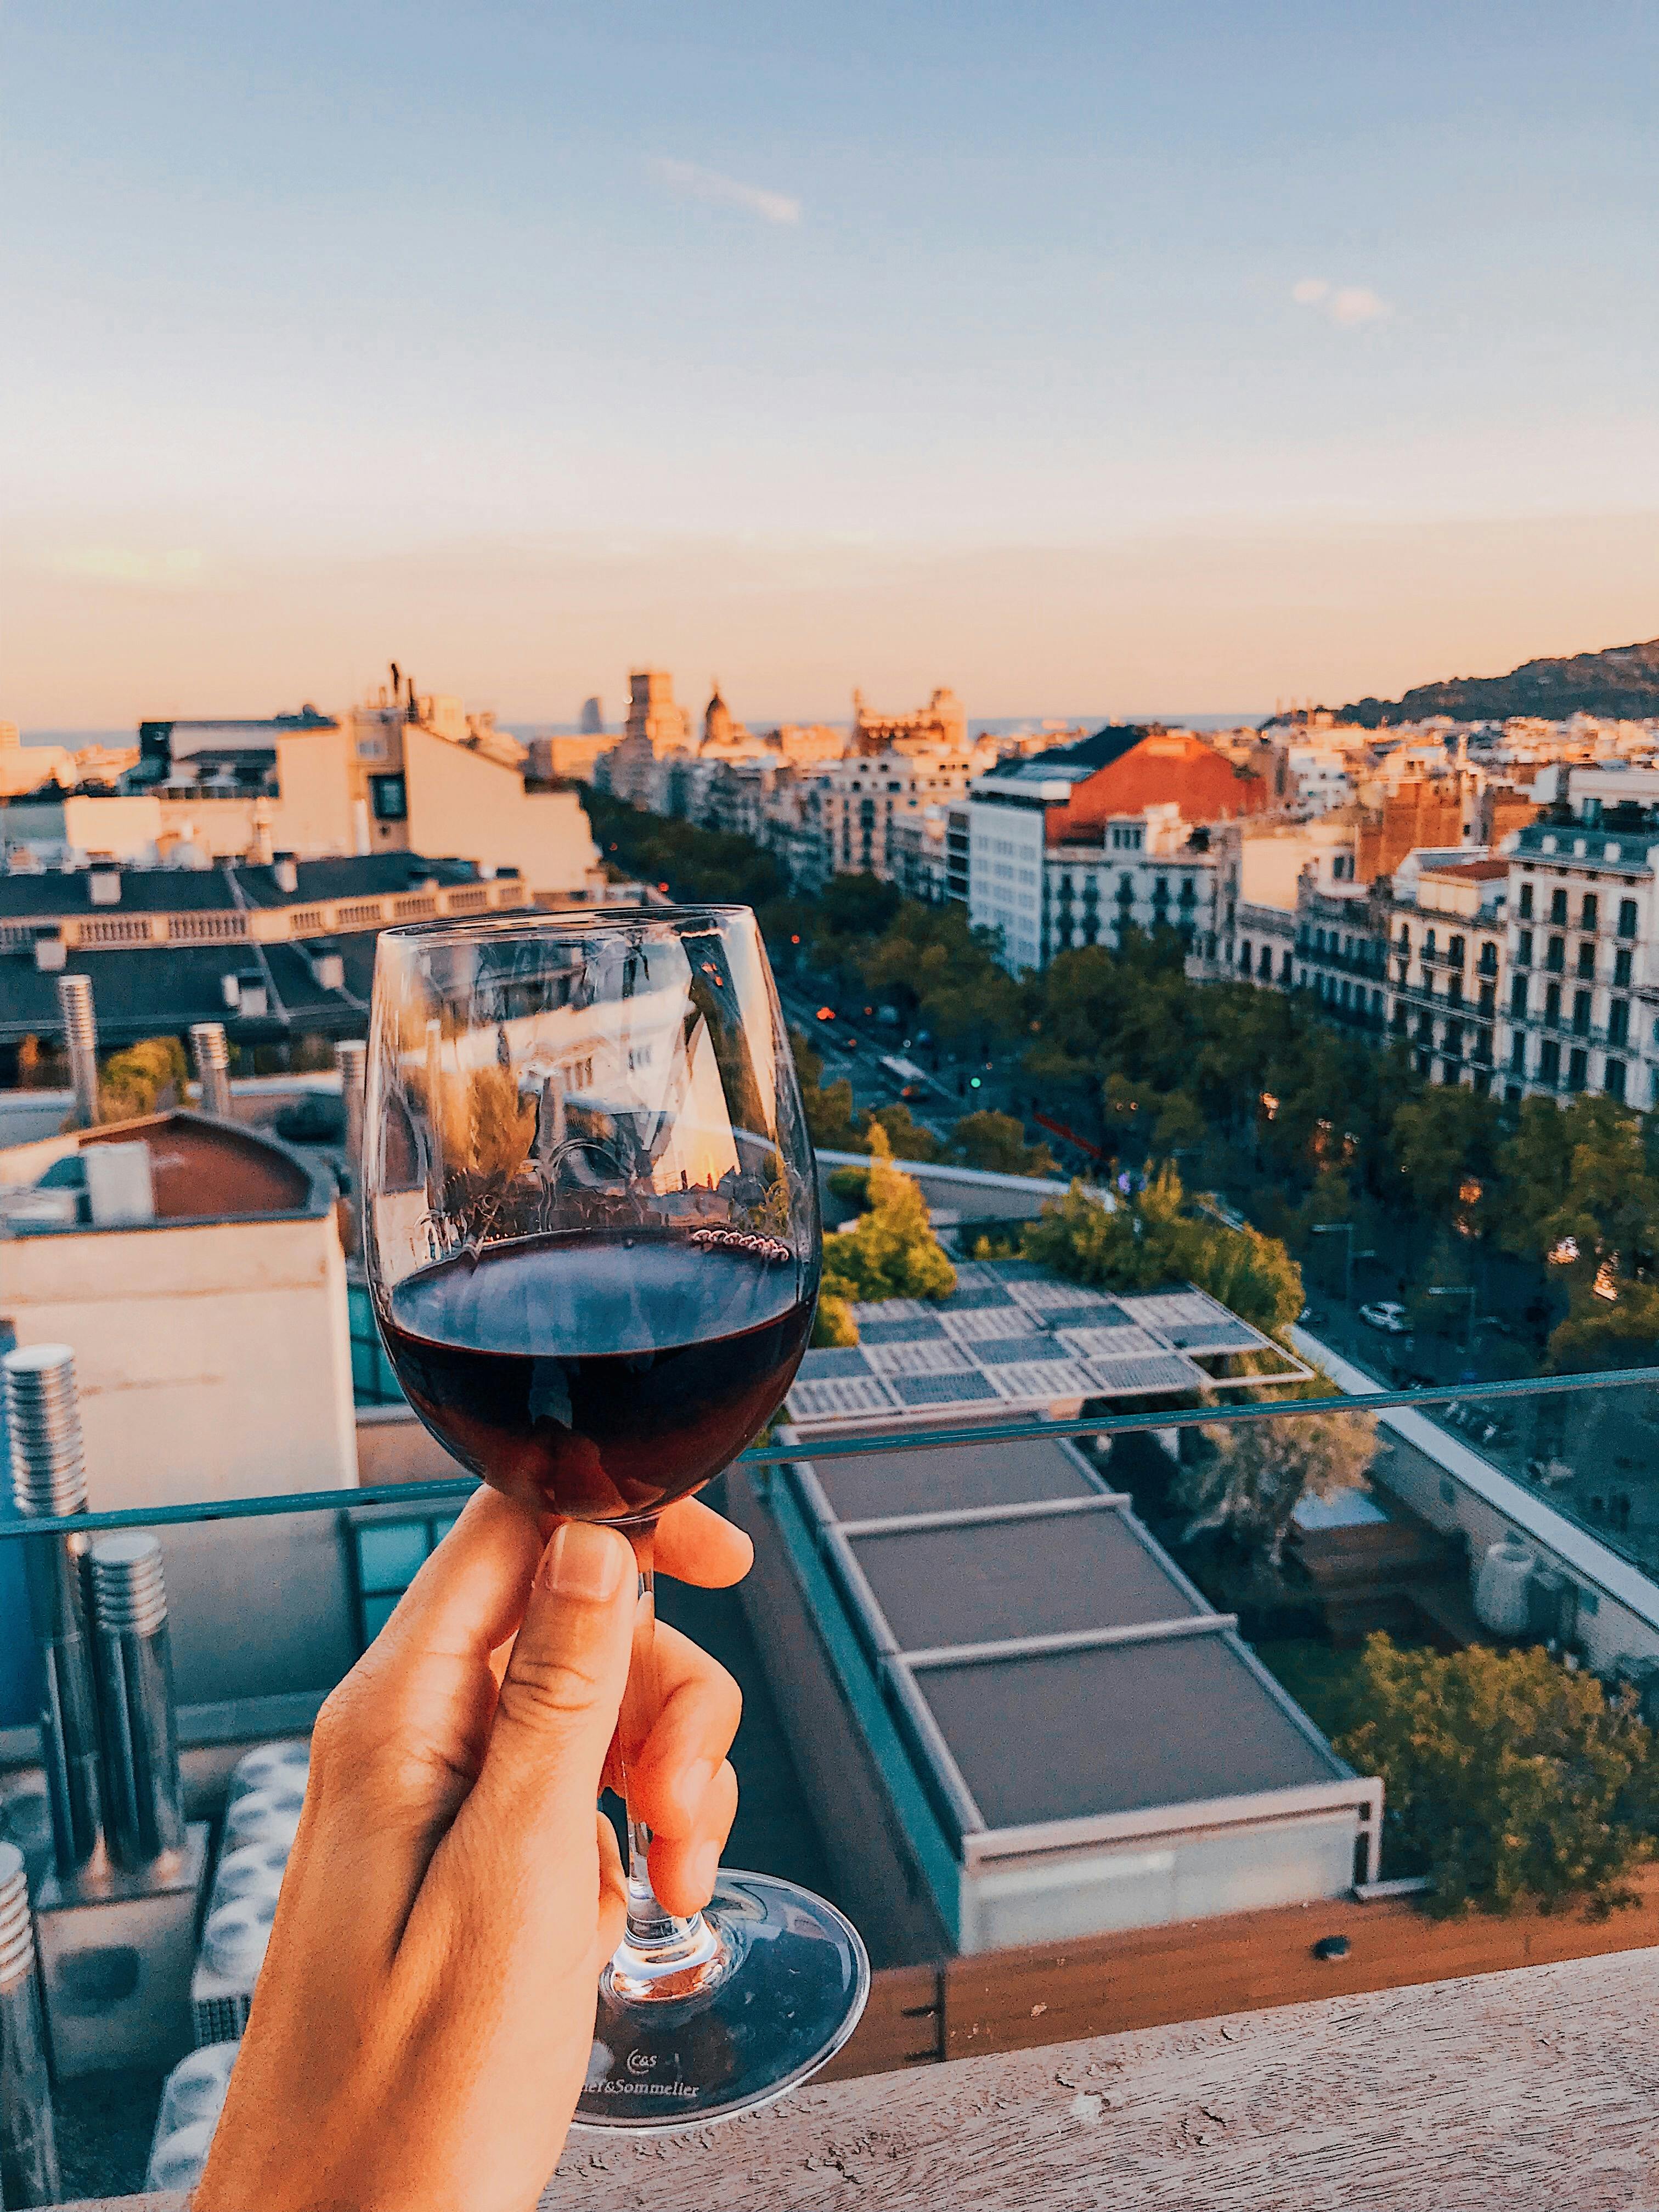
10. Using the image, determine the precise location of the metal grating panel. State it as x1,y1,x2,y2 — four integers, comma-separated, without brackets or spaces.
788,1375,900,1419
891,1370,1000,1406
939,1307,1044,1345
972,1334,1075,1365
1082,1352,1206,1396
861,1340,977,1378
983,1361,1095,1402
850,1297,934,1325
857,1314,949,1345
796,1346,874,1381
1118,1292,1223,1331
1165,1319,1266,1352
1009,1280,1114,1313
1056,1325,1163,1359
937,1285,1018,1312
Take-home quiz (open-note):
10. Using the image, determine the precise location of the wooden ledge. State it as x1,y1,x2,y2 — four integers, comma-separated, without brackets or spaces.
538,1949,1659,2211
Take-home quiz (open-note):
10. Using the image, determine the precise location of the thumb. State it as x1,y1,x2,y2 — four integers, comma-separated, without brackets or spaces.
469,1520,636,1858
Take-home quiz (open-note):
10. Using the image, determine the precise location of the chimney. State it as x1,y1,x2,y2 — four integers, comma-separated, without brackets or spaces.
336,1038,366,1249
56,972,100,1128
4,1345,108,1884
272,853,298,896
88,1536,186,1875
190,1022,233,1119
0,1842,61,2209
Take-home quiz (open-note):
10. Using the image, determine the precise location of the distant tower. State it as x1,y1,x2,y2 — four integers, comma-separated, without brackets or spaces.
704,680,733,749
579,696,605,735
625,670,685,758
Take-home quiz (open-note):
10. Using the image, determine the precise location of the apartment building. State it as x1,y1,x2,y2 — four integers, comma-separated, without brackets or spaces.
808,748,987,886
1497,767,1659,1108
1383,854,1508,1091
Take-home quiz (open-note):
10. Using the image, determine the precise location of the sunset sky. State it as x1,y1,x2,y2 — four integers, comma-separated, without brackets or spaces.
7,3,1659,728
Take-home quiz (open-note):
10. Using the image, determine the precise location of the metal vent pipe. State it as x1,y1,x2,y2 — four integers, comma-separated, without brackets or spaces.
57,971,100,1128
89,1535,186,1874
0,1842,61,2210
190,1022,234,1119
4,1344,108,1882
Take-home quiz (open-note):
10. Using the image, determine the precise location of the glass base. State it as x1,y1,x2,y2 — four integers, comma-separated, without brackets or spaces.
573,1869,871,2132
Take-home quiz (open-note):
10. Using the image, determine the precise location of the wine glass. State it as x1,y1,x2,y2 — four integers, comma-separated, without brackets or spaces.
362,905,868,2130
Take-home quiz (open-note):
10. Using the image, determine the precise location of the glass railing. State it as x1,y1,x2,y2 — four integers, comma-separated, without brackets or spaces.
3,1365,1658,2198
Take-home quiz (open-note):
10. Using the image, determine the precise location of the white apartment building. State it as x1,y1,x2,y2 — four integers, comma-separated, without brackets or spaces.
969,760,1220,974
1383,853,1508,1091
808,748,986,885
1497,767,1659,1109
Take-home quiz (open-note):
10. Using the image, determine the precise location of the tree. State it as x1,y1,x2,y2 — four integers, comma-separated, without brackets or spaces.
1336,1637,1659,1918
1390,1085,1501,1223
96,1036,189,1124
1497,1094,1659,1287
820,1125,956,1305
1022,1166,1304,1337
1178,1408,1375,1566
790,1029,861,1151
862,1102,947,1162
951,1110,1055,1178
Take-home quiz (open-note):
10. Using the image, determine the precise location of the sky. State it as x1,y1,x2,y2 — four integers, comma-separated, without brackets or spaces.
5,2,1659,728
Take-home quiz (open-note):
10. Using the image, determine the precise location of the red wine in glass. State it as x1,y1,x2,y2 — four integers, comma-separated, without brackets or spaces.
381,1229,815,1523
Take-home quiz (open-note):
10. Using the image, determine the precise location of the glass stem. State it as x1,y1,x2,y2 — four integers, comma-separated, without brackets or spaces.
607,1525,727,2000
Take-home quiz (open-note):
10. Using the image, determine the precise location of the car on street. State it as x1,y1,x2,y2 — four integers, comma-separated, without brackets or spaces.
1359,1300,1409,1334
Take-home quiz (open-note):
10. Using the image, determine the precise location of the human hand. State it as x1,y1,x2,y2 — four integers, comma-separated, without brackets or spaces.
195,1488,751,2212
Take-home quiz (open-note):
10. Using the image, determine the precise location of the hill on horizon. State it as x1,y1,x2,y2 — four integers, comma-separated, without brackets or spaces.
1335,636,1659,727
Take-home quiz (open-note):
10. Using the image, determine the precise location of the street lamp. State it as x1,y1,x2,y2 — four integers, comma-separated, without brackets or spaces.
1426,1283,1477,1364
1312,1221,1376,1306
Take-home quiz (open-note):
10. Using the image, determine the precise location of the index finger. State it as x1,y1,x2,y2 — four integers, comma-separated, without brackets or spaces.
652,1494,753,1588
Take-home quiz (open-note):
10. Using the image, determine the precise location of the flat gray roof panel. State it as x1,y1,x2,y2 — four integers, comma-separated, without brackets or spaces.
803,1438,1099,1523
913,1635,1344,1832
850,1510,1203,1652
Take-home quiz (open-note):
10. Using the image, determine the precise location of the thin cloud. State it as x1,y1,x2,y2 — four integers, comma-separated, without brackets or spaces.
44,548,206,589
653,157,801,227
1291,278,1392,328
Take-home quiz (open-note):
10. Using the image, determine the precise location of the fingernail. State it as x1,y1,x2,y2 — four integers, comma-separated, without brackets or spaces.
686,1838,721,1900
538,1521,630,1603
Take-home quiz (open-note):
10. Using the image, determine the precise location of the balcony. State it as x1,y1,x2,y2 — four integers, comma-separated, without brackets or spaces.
9,1146,1659,2205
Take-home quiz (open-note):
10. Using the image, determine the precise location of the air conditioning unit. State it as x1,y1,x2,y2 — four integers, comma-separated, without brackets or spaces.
33,933,66,972
88,862,122,906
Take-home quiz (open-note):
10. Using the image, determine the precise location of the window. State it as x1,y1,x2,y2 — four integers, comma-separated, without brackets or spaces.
1606,1057,1628,1101
1615,946,1633,987
1448,934,1465,967
369,773,408,822
1425,928,1438,958
1478,941,1498,975
1549,887,1568,925
1572,990,1592,1036
1546,936,1565,973
1545,983,1561,1025
1510,976,1528,1017
1540,1040,1560,1082
351,1513,462,1645
1609,999,1630,1046
1577,941,1596,979
1618,897,1639,938
1478,982,1495,1017
1517,929,1533,967
1519,882,1534,919
1582,893,1599,930
1510,1034,1526,1071
1397,924,1411,951
1239,939,1251,971
1568,1047,1588,1092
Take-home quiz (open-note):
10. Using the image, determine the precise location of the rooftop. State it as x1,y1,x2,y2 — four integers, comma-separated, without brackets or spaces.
787,1262,1307,1432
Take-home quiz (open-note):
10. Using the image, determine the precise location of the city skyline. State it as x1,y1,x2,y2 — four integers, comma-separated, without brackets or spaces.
6,3,1659,721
